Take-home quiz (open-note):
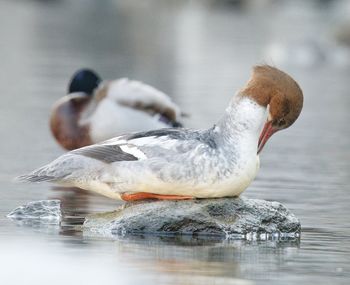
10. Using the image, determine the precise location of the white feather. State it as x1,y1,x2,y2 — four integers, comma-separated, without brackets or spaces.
87,98,166,143
107,78,181,117
119,145,147,160
82,78,183,143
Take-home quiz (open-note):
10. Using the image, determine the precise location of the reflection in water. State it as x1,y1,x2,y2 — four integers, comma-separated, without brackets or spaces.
1,0,350,284
89,235,299,283
48,186,121,236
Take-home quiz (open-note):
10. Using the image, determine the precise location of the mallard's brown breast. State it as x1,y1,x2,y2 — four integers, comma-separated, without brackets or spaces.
50,95,92,150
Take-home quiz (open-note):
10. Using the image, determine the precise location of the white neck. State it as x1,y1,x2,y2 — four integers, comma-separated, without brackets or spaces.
215,95,267,148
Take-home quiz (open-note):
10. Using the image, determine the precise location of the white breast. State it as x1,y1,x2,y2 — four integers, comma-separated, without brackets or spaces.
210,155,260,198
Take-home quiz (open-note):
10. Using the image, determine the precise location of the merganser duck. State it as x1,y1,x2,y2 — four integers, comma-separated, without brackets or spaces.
20,65,303,201
50,69,184,150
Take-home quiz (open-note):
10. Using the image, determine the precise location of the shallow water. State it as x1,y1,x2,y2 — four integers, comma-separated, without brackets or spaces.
1,0,350,284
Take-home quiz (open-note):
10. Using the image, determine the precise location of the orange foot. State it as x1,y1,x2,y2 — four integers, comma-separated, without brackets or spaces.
121,192,193,201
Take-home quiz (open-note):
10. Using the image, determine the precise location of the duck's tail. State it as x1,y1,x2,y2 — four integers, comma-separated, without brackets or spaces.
15,153,85,185
15,150,111,189
16,170,63,183
16,164,68,183
16,153,121,199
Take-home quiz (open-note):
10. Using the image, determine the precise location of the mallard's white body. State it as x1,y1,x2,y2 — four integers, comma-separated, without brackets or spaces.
81,78,183,143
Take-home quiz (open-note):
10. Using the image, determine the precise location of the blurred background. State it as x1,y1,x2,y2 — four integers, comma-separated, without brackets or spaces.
1,0,350,284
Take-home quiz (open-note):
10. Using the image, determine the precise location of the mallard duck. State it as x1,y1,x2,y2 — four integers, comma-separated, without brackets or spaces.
50,69,184,150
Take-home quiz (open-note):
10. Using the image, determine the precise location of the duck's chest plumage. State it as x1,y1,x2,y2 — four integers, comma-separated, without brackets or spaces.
206,152,260,198
172,144,259,198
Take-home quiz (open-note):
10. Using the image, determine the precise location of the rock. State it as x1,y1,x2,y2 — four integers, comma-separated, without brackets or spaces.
7,200,62,225
83,197,300,240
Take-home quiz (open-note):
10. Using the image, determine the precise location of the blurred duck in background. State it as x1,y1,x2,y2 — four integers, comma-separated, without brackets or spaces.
50,69,184,150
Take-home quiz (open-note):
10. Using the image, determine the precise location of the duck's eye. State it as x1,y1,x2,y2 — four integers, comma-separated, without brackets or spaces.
278,118,286,127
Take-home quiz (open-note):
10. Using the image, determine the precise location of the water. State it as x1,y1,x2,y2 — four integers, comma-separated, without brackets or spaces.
1,0,350,284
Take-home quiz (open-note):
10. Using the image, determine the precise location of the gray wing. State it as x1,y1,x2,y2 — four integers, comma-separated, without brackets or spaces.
73,127,217,163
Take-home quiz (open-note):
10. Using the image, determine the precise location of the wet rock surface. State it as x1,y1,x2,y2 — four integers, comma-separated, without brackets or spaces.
83,197,300,240
7,200,62,225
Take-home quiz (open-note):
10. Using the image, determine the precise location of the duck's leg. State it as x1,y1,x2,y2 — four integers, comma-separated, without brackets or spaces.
121,192,193,201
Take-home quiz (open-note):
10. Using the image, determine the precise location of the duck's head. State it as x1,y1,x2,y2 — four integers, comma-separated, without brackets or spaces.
241,65,303,153
68,68,101,95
